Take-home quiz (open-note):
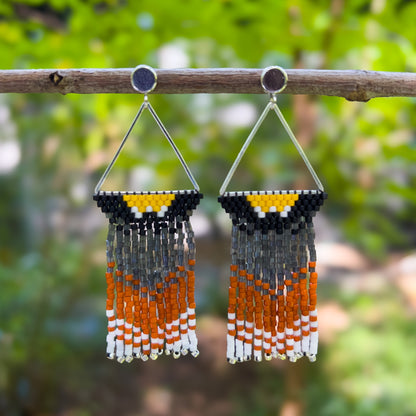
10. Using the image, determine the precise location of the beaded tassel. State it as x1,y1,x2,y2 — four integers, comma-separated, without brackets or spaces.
94,190,203,363
219,190,327,363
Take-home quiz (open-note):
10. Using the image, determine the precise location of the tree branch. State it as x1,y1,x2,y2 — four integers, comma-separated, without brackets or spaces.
0,68,415,101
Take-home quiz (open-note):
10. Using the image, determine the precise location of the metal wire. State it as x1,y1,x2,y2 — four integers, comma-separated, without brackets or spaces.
94,96,200,194
219,94,324,195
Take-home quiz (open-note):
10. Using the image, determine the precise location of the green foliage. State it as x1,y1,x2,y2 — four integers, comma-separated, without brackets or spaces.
317,288,416,416
0,0,416,414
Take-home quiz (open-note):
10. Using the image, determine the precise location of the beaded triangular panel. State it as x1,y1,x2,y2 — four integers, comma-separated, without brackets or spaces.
218,190,326,223
218,190,327,364
95,190,202,223
94,190,203,363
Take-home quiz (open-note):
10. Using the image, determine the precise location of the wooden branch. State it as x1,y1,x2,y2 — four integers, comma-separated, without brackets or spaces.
0,68,415,101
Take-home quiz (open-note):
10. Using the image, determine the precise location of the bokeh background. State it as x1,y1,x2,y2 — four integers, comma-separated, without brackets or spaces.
1,1,416,415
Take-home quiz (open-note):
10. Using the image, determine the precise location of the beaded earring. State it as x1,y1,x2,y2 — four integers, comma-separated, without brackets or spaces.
218,66,327,364
93,65,203,363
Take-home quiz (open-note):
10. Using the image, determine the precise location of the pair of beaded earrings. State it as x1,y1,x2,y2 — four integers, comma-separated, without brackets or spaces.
93,65,327,364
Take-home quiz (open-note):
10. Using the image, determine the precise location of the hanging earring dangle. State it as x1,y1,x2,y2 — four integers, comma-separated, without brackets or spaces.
218,66,327,364
93,65,203,363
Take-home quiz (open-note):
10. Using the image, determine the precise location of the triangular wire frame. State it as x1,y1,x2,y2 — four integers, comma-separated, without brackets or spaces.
94,97,200,194
219,95,324,195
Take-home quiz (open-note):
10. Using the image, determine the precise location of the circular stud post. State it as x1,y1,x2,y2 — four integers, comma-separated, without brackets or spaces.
261,66,288,94
131,64,158,94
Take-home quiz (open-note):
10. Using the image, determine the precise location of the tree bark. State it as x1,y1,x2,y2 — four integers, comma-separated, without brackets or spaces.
0,68,415,101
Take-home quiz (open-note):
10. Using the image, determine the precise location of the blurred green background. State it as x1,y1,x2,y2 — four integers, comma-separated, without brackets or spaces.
0,1,416,415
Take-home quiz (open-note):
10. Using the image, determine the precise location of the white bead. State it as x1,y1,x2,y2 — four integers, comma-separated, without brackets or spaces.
294,340,302,355
254,328,262,337
310,333,319,355
236,339,244,360
244,342,252,360
302,337,310,354
189,330,198,351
